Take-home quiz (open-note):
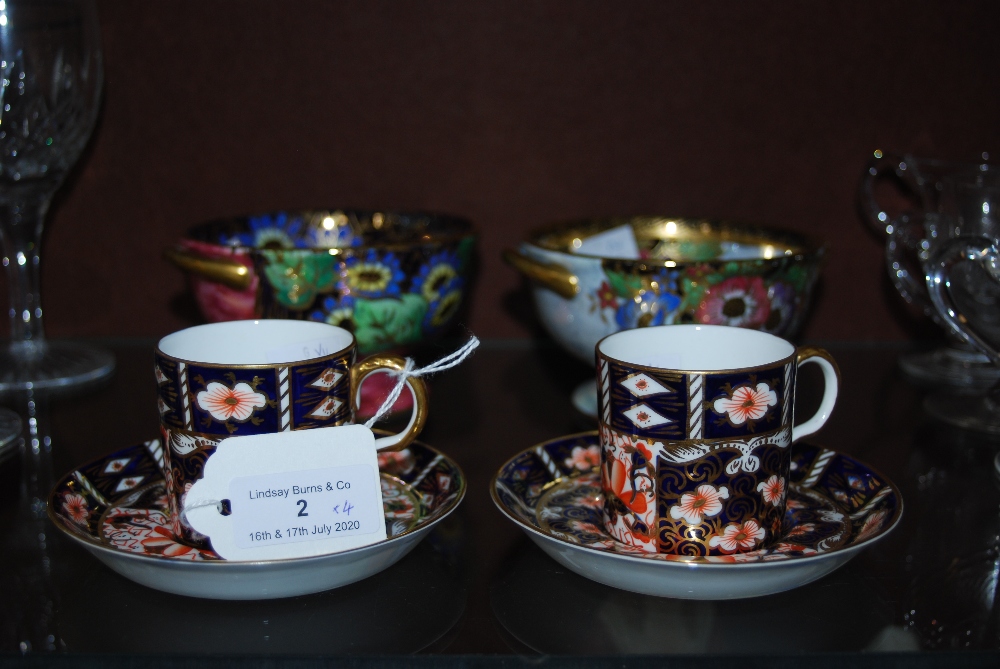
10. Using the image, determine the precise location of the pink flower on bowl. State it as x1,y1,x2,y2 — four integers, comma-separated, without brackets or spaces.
695,275,770,328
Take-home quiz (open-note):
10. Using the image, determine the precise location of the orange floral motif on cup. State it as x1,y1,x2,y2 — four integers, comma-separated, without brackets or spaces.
757,474,786,507
713,382,777,425
708,518,767,553
604,455,651,515
196,382,268,423
668,484,730,525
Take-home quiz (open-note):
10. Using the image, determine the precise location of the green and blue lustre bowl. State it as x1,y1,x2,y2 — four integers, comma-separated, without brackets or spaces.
166,209,476,355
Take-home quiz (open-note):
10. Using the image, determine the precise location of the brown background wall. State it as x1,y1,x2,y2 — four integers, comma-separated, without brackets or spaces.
14,1,1000,342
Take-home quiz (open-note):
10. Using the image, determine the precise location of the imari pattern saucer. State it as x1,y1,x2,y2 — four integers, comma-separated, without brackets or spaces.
492,432,901,600
49,438,465,600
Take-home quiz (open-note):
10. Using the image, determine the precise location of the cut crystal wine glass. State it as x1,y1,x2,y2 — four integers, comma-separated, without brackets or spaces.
0,0,113,390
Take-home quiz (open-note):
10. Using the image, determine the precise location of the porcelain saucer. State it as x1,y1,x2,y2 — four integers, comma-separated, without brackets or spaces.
492,432,902,600
49,438,465,600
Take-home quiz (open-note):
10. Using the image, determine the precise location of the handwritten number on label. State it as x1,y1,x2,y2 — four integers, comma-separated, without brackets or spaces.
297,499,308,517
332,499,354,516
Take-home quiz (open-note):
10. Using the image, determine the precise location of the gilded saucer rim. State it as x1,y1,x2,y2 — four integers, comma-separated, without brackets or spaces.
491,430,903,570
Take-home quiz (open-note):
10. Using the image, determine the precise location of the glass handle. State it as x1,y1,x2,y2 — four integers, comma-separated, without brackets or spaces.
858,151,922,235
859,153,941,318
886,214,937,318
926,236,1000,366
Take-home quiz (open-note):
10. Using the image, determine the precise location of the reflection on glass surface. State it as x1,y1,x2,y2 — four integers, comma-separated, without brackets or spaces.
52,537,465,654
0,406,19,464
0,391,61,652
900,424,1000,650
490,539,901,655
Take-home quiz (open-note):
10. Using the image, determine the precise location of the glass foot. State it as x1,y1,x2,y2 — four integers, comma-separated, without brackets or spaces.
0,340,114,392
899,346,1000,394
924,393,1000,435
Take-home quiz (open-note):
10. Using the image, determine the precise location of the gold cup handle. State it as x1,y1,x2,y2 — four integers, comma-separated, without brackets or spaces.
163,246,254,291
791,346,841,442
502,248,580,299
350,355,429,452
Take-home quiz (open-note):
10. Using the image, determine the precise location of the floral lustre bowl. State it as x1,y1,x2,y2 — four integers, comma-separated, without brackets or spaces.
165,210,476,355
503,217,825,365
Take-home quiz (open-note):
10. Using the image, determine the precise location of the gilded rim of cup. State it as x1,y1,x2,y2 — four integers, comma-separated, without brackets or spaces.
594,347,797,378
154,338,355,371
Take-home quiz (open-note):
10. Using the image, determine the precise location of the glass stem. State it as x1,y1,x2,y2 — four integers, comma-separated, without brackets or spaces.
0,196,49,358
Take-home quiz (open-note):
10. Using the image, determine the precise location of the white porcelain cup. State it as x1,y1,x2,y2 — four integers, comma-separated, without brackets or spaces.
596,324,839,556
153,319,428,542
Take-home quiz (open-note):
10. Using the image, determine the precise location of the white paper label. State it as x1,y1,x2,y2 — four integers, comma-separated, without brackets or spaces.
265,337,346,363
231,464,381,549
185,424,387,561
575,224,641,260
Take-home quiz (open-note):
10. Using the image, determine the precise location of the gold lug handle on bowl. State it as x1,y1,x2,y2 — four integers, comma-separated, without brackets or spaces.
163,247,253,290
502,248,580,299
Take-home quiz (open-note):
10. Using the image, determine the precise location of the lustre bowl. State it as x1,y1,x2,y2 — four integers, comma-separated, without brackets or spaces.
504,217,825,365
166,209,476,355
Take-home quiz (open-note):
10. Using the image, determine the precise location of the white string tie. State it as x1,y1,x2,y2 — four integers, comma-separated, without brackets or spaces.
182,498,224,519
363,336,480,428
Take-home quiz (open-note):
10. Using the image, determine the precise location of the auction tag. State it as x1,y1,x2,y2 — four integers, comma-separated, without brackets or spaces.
574,224,641,259
184,424,387,561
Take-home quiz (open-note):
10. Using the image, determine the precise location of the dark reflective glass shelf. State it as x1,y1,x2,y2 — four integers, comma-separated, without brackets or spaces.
1,338,999,668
